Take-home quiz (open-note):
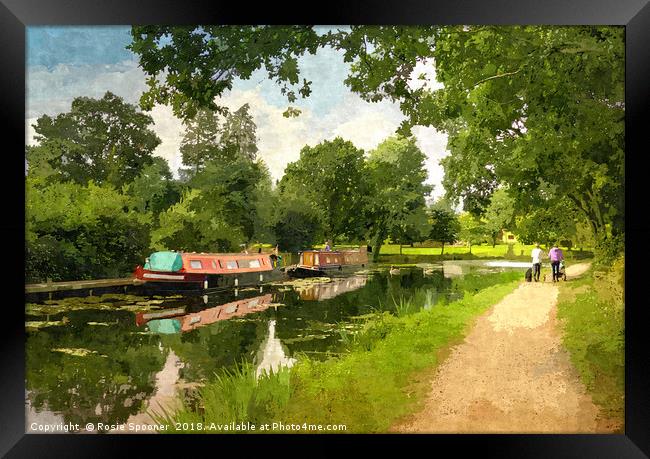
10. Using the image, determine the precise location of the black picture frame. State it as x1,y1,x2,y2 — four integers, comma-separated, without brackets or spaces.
2,0,648,456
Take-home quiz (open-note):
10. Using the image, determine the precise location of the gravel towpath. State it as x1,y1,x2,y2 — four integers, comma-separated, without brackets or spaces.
392,262,618,433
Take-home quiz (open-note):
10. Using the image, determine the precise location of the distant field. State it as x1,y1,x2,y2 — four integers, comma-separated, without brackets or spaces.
379,243,536,257
269,243,592,260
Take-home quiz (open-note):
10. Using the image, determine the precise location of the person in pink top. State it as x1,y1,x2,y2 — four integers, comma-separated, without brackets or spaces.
548,243,564,282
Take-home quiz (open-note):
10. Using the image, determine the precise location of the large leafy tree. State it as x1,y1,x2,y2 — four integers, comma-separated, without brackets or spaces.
128,26,331,119
130,25,624,258
189,158,266,247
177,102,266,247
365,136,432,261
27,91,161,187
279,137,369,244
458,212,485,255
125,156,182,217
482,187,516,247
271,193,324,253
179,104,258,176
428,204,460,255
336,26,624,253
513,197,579,248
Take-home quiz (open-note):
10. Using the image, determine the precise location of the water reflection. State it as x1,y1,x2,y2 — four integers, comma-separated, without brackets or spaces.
255,320,297,379
138,294,275,334
295,276,367,301
26,263,521,429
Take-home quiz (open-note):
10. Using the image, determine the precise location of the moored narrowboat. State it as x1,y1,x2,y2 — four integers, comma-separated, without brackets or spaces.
285,246,368,278
134,251,280,292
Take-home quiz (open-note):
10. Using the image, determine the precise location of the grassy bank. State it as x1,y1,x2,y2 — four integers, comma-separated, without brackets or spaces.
556,256,624,428
158,271,522,433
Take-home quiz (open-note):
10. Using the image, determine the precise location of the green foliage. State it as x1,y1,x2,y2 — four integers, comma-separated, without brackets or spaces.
482,187,516,246
513,198,579,247
151,188,244,252
25,177,151,282
125,157,182,217
179,104,258,176
427,204,460,253
128,26,330,119
27,91,161,187
271,194,323,253
157,361,292,431
128,26,624,259
556,257,624,425
365,136,432,261
458,212,485,253
279,137,370,243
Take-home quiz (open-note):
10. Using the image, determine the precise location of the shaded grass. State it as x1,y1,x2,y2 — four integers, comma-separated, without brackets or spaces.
556,257,624,427
159,271,522,433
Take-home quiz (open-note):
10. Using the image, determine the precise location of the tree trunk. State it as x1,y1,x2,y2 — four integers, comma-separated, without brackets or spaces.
441,242,445,256
469,243,472,255
371,224,388,263
492,235,497,248
399,244,402,255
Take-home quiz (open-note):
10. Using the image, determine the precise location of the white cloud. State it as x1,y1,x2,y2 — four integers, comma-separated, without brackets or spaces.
149,105,184,174
27,60,147,118
408,58,445,92
26,58,450,194
411,125,450,200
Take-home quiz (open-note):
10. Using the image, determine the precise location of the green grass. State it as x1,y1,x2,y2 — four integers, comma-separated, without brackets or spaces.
380,243,534,257
556,257,624,428
159,271,522,433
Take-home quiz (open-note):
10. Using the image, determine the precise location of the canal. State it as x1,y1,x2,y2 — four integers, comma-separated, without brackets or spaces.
25,260,527,430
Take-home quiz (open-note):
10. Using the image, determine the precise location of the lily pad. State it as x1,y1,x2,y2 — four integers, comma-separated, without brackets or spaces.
52,347,106,357
25,320,67,329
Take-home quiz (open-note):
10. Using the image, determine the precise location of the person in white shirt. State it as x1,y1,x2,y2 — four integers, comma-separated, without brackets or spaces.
531,243,544,282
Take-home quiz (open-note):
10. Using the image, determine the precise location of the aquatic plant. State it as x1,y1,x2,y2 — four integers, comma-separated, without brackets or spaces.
153,360,292,431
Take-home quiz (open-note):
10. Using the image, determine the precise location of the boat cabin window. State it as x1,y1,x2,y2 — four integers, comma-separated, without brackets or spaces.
225,260,238,269
211,260,218,269
238,259,261,268
190,260,203,269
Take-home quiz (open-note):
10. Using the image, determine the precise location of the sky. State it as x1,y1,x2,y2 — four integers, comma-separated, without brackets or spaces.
26,26,450,199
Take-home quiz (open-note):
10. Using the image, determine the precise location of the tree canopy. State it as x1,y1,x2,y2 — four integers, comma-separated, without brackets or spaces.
279,137,370,244
27,91,161,188
365,136,432,260
129,25,624,258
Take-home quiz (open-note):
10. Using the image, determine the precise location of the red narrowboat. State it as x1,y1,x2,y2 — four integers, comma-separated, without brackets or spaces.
134,251,280,292
286,246,368,278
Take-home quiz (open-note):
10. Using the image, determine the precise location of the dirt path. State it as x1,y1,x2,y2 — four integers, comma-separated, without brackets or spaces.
392,262,617,433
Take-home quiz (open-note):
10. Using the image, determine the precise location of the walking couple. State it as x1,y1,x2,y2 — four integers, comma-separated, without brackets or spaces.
531,243,565,282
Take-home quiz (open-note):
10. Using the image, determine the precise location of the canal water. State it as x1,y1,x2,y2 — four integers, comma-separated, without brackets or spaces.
25,261,527,430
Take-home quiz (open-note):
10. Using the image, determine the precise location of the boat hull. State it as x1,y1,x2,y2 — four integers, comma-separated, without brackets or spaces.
135,268,286,294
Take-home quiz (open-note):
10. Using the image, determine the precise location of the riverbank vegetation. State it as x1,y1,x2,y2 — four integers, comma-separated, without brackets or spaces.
156,271,522,432
556,256,624,428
